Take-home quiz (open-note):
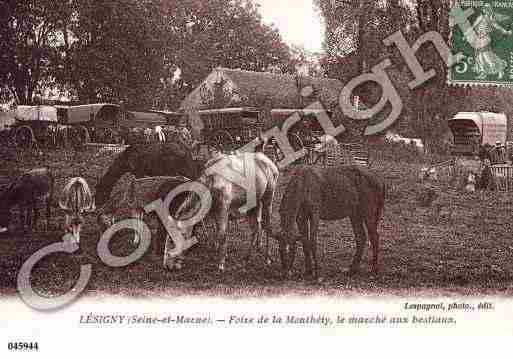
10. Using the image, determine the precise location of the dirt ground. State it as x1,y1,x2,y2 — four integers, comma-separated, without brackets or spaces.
1,145,513,299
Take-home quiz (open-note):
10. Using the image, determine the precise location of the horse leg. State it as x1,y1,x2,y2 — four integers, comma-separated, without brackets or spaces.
349,216,367,275
365,217,380,275
33,205,39,231
251,206,263,252
131,208,143,245
216,208,229,272
24,206,32,231
297,213,312,277
309,213,320,279
246,212,261,262
46,197,51,231
261,191,275,266
155,222,166,257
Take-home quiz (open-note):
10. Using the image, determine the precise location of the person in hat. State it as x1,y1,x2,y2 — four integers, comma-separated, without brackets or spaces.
176,116,200,152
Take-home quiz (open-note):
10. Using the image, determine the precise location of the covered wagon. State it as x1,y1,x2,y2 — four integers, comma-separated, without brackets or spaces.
448,112,507,156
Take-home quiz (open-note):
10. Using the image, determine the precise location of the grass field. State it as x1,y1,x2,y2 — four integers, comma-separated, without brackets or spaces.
1,145,513,299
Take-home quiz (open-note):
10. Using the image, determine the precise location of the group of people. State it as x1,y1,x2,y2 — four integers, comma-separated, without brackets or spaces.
479,141,510,165
121,118,201,152
476,141,511,190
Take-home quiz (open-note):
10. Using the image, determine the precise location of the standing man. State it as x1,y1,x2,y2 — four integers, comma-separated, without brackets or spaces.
177,116,200,153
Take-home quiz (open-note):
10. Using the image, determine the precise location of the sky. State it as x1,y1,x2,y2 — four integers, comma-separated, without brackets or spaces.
255,0,325,53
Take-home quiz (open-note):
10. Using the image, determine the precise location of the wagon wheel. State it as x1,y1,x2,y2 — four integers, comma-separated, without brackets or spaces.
213,130,234,152
15,125,37,150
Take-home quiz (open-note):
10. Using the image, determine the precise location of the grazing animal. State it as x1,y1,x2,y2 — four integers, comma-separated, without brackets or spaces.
0,168,54,232
95,141,204,209
97,176,193,258
172,152,280,271
59,177,95,244
275,165,385,279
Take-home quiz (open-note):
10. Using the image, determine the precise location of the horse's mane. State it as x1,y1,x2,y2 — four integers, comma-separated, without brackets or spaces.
59,177,95,212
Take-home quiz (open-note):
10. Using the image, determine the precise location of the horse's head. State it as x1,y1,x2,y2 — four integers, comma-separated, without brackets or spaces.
64,214,84,244
97,211,115,234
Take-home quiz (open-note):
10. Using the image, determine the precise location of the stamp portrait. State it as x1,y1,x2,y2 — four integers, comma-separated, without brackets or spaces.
450,0,513,86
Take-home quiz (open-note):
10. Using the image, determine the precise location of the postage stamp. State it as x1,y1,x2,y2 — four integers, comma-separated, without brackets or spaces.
450,0,513,86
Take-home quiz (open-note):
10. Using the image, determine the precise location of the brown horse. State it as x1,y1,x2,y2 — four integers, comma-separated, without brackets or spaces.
275,165,385,279
171,152,279,271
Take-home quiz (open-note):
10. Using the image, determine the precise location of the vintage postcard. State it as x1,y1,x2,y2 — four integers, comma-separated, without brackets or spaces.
1,0,513,357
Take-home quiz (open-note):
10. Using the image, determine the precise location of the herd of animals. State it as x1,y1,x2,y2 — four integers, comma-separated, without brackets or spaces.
0,140,386,280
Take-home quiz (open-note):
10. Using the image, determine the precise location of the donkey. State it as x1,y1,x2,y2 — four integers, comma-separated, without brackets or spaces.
171,152,279,271
59,177,95,244
275,165,385,279
0,168,54,232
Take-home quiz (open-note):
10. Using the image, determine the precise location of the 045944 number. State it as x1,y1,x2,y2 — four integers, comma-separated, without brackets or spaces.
8,342,39,351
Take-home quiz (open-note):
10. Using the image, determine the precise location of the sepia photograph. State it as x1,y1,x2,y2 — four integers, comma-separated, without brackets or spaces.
1,0,513,356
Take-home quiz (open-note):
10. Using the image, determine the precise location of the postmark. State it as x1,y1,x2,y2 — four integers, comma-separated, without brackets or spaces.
449,0,513,86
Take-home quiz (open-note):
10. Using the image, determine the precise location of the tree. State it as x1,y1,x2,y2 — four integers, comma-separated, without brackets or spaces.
2,0,295,110
166,0,294,107
65,0,169,108
0,0,64,104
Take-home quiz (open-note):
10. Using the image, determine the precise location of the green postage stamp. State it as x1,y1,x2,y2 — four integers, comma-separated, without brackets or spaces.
450,0,513,86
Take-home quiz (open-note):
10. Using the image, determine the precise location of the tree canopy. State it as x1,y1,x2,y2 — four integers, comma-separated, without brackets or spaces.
1,0,294,109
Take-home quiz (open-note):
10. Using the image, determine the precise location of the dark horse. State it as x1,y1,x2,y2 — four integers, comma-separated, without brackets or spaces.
95,142,204,256
275,165,385,279
0,168,54,232
95,141,203,208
